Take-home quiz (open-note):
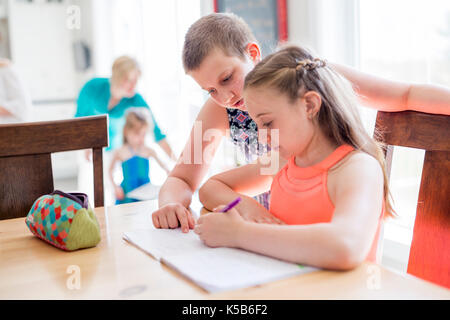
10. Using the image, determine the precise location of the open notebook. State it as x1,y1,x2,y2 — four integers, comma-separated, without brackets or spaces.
123,228,318,293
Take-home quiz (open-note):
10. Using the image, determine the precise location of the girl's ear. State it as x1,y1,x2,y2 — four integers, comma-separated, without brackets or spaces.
303,91,322,119
245,42,261,64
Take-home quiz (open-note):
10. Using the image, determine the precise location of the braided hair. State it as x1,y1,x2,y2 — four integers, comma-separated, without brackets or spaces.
244,45,395,219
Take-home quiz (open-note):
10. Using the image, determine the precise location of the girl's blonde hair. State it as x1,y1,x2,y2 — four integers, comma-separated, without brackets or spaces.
123,108,151,144
111,56,141,85
244,45,395,219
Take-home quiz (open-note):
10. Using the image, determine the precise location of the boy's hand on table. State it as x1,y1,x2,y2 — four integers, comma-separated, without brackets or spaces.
152,203,196,233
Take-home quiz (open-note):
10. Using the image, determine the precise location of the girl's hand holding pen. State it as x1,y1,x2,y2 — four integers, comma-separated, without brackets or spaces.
194,205,245,248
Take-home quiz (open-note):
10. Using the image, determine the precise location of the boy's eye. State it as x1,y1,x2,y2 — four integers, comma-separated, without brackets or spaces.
222,74,232,83
207,88,216,95
263,121,272,128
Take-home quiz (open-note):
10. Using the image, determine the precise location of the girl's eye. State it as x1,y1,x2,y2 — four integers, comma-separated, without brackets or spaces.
263,121,272,128
208,89,216,95
222,74,232,83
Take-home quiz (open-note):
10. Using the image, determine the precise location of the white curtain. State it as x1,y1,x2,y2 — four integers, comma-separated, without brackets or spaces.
88,0,204,187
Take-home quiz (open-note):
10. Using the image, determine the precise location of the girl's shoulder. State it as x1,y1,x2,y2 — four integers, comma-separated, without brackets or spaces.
332,150,382,177
327,150,384,204
329,150,383,188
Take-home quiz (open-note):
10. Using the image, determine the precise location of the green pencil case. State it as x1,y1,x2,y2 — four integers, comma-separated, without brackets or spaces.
25,190,101,251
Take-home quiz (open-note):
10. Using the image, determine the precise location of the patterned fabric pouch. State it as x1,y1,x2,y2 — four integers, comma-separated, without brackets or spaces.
25,190,101,251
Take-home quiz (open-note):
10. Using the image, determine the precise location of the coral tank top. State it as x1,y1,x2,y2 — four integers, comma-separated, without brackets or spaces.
269,145,383,262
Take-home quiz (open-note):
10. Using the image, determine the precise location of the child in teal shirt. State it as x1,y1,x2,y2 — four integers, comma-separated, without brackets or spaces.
75,77,167,151
75,56,175,158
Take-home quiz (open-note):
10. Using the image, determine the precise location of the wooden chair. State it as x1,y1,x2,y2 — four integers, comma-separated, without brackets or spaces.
374,110,450,288
0,115,108,220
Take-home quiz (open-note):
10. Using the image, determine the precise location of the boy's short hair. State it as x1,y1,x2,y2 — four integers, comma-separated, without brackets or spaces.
182,13,256,72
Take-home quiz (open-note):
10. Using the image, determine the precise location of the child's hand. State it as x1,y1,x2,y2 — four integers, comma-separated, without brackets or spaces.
194,206,245,248
115,186,125,200
152,203,196,233
240,209,285,225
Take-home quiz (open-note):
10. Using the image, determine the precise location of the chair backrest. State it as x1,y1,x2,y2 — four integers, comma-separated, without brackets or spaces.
374,110,450,288
0,115,108,220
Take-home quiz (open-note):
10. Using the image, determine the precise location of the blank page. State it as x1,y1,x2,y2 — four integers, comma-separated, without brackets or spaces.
123,229,318,292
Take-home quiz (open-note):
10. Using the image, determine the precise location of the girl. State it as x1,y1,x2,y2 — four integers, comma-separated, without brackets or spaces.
109,108,170,204
152,13,450,233
194,46,393,270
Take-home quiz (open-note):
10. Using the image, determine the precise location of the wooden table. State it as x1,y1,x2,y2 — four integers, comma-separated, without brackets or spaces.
1,200,449,299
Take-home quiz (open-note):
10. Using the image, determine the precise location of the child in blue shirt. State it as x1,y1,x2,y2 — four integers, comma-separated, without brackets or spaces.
109,108,170,204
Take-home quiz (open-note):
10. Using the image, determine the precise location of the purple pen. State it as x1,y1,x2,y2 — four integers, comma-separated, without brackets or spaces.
219,197,242,212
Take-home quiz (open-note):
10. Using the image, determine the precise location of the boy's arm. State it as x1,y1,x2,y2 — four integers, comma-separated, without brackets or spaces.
158,98,228,208
331,62,450,115
152,98,228,232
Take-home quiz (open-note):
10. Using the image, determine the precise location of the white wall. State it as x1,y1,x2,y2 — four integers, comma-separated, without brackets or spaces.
6,0,98,180
8,0,78,101
200,0,359,67
287,0,359,67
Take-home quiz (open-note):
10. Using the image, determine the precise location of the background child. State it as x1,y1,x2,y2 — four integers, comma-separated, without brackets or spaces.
195,45,394,270
109,108,170,204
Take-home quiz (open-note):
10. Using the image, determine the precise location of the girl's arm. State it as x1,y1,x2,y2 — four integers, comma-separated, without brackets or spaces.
109,150,125,200
152,98,228,231
108,151,118,187
145,147,170,174
199,154,286,223
157,139,177,161
195,153,383,270
332,62,450,115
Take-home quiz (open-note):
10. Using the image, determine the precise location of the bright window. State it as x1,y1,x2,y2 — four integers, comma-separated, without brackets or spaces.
109,0,205,185
359,0,450,249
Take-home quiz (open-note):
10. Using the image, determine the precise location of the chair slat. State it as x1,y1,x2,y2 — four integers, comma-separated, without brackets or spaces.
0,115,108,219
375,111,450,151
0,115,108,157
374,110,450,289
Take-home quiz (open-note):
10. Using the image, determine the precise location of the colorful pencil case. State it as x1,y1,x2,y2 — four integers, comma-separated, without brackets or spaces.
25,190,101,251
